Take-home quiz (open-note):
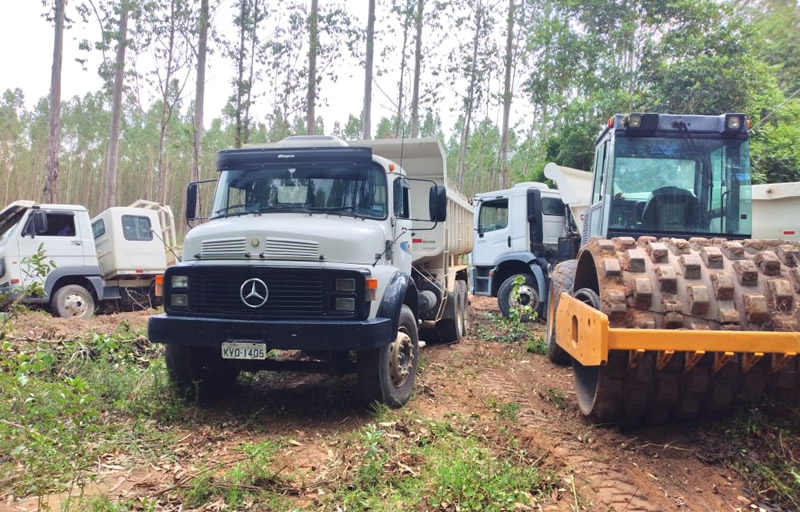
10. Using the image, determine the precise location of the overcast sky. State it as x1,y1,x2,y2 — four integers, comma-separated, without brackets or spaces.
0,1,524,137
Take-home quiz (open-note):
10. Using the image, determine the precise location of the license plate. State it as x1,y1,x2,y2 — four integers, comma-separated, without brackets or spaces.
221,342,267,360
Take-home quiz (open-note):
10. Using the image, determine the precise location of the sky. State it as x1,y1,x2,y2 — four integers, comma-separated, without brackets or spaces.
0,1,524,138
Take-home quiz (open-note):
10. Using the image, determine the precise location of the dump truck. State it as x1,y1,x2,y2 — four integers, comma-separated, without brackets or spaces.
0,200,177,318
470,182,579,318
147,136,473,407
544,113,800,424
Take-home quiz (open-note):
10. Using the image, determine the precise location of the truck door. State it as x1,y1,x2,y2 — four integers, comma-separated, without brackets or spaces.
17,211,85,285
392,177,413,274
585,140,610,239
474,198,510,266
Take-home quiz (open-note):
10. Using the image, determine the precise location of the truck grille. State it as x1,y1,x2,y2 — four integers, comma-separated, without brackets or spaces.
189,267,325,319
201,237,247,257
264,238,320,260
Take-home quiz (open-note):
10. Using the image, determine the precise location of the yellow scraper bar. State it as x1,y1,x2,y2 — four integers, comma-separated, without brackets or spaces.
555,293,800,367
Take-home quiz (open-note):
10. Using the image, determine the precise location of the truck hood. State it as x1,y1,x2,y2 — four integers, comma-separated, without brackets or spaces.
183,213,388,265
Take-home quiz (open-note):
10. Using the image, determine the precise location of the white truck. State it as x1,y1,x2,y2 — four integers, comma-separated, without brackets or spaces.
470,179,580,318
473,162,800,318
0,200,177,318
148,136,473,407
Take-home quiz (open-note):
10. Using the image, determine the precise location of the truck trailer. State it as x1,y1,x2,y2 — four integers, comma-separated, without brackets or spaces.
148,136,473,407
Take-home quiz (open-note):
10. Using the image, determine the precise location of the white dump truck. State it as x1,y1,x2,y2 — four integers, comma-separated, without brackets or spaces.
0,200,176,317
148,136,473,407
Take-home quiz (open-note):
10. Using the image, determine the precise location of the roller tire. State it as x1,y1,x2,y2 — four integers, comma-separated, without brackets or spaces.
546,260,577,365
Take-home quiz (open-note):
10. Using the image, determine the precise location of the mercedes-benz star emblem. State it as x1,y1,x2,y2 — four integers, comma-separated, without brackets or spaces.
240,278,269,308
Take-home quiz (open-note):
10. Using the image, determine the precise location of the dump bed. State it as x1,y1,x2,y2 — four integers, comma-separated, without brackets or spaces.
353,138,474,263
544,162,592,235
751,181,800,241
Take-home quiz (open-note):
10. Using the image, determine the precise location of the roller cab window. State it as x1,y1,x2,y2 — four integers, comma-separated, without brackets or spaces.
608,137,751,237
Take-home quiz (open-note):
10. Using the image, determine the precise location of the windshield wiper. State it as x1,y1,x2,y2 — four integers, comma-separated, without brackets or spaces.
213,203,261,219
306,206,360,217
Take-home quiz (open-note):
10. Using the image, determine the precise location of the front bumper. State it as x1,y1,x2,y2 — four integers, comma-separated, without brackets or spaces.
148,314,394,351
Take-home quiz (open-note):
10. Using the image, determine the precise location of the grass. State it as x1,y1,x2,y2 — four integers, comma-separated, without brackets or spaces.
473,312,531,344
525,334,547,355
324,411,555,511
0,320,181,503
545,388,567,409
719,404,800,509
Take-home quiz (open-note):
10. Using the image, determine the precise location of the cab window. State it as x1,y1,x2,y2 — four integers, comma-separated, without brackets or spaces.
478,199,508,232
92,219,106,239
392,178,409,219
542,197,565,216
122,215,153,241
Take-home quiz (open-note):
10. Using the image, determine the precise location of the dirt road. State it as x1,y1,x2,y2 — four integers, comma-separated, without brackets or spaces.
3,298,782,511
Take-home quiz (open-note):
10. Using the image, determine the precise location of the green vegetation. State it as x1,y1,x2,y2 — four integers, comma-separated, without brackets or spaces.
325,412,554,511
720,405,800,509
0,321,177,502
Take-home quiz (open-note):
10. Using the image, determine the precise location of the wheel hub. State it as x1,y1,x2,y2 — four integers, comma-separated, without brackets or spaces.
64,293,87,317
509,284,538,310
388,329,414,387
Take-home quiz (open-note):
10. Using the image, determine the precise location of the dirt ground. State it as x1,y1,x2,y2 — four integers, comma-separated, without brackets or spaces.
3,298,775,512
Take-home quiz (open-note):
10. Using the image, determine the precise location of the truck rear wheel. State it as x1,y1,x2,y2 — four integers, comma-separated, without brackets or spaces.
51,284,95,319
437,288,464,343
545,260,577,365
165,344,241,395
458,281,469,336
498,274,538,321
357,304,419,408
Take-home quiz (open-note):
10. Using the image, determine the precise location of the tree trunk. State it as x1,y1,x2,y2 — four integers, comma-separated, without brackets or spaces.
456,2,482,190
234,0,247,148
44,0,65,204
192,0,208,194
409,0,424,138
395,7,411,138
306,0,319,135
499,0,514,190
243,0,259,145
361,0,375,139
156,0,177,205
103,2,129,210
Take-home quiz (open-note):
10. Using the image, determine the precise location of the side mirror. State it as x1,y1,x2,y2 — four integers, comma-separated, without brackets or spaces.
429,185,447,222
527,188,543,245
185,182,199,222
31,210,48,236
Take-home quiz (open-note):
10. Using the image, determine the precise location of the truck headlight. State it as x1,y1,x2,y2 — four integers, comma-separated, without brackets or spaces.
335,278,355,292
170,293,189,307
335,297,355,312
171,275,189,288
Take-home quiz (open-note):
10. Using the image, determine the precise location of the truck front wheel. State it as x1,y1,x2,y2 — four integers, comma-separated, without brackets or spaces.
498,274,538,321
164,344,241,394
51,284,95,319
357,305,419,408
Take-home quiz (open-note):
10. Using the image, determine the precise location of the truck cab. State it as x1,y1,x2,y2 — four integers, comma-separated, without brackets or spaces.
471,182,574,318
148,136,471,408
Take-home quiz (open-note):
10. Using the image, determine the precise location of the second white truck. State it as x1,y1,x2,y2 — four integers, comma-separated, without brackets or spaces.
0,200,176,318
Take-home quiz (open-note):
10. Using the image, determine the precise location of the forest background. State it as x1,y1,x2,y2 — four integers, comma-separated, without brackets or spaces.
1,0,798,229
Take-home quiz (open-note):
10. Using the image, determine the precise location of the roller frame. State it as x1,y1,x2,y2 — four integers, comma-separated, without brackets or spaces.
555,292,800,368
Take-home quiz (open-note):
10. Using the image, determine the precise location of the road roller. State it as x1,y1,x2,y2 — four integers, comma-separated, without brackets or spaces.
546,113,800,424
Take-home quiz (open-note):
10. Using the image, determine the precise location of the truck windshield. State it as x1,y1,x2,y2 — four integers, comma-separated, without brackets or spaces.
609,137,751,237
0,209,26,245
211,163,387,220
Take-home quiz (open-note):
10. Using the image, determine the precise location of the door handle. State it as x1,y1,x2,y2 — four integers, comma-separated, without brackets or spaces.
507,236,511,247
71,241,82,246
